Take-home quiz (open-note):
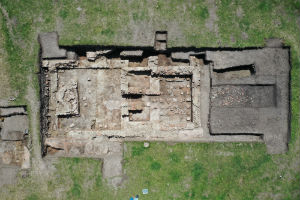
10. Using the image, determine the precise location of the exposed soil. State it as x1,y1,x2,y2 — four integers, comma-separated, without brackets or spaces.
236,6,244,18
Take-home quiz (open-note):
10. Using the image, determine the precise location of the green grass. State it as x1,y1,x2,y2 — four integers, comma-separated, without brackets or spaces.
1,143,290,199
0,0,299,199
20,142,290,199
121,143,278,199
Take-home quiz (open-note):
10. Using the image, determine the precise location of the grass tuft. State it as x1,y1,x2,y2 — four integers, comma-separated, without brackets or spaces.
192,163,203,181
150,161,161,171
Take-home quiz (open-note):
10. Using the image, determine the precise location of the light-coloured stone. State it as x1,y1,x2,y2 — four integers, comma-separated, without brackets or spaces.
56,80,79,116
144,142,149,148
120,50,143,57
86,51,97,61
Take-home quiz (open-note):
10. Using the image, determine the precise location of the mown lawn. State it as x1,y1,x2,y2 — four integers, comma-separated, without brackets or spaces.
0,0,299,199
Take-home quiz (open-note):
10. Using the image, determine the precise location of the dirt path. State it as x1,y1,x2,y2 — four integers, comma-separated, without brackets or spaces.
26,75,47,175
205,0,219,36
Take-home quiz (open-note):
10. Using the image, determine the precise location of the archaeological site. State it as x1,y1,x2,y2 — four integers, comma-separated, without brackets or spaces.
35,31,291,186
0,106,30,186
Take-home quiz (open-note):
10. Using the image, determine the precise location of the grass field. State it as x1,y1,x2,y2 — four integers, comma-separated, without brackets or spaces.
0,0,299,199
